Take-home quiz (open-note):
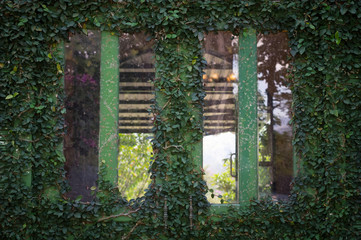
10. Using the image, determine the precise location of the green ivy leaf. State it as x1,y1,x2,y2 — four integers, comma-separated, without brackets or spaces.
18,17,28,26
5,92,18,100
57,63,62,74
93,18,100,27
198,32,203,41
335,31,341,45
330,109,338,117
82,28,88,35
340,6,347,15
166,34,177,39
125,22,138,27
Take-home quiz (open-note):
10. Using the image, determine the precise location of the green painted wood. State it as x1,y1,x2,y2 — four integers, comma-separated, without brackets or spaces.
12,110,32,188
293,141,298,177
193,135,202,169
238,29,258,205
292,123,301,177
44,41,65,200
99,32,119,186
56,40,66,169
22,166,32,188
14,119,33,187
211,204,239,214
22,136,32,188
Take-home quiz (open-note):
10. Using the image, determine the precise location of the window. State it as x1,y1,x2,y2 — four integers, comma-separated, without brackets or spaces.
202,32,239,204
257,32,293,200
64,30,101,201
64,32,155,201
63,30,293,204
202,31,293,205
118,33,155,200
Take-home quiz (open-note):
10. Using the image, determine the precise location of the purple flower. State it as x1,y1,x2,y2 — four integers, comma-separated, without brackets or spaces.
77,74,97,85
82,137,97,148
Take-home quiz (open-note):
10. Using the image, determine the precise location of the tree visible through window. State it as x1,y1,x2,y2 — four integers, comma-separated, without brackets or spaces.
203,31,293,204
257,32,293,200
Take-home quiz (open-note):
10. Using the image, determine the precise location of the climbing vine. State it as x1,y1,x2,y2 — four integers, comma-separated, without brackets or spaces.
1,0,360,239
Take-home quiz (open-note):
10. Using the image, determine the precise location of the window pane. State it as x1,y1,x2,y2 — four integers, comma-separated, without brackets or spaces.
257,32,293,200
64,31,101,201
203,32,239,204
118,33,155,199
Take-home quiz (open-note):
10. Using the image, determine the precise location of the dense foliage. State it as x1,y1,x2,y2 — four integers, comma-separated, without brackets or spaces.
118,133,152,200
1,0,360,239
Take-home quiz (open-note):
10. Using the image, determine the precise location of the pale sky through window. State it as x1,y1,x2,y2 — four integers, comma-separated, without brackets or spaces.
203,132,235,175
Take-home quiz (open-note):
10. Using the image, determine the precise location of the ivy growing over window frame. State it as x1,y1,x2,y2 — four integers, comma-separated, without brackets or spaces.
1,1,360,239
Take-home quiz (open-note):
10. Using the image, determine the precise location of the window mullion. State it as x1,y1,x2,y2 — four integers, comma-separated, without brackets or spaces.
238,29,258,205
99,32,120,187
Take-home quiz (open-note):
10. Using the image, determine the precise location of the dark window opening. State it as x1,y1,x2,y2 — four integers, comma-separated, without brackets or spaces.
64,31,101,202
257,32,293,200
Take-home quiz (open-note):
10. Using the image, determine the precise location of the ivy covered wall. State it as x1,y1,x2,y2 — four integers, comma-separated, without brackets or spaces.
1,0,360,239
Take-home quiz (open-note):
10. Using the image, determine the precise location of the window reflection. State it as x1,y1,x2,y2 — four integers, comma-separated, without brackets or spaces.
257,32,293,200
203,32,239,204
64,31,101,201
118,33,154,199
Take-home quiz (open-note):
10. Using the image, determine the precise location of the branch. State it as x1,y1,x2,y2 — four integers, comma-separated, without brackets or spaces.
122,220,143,240
163,144,184,151
161,99,171,111
97,208,140,222
19,138,39,143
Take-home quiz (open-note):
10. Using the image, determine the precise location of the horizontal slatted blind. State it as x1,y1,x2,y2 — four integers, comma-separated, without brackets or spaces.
118,33,238,135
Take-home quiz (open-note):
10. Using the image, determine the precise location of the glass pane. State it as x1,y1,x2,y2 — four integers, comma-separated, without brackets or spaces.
118,133,153,199
118,33,155,200
203,32,239,204
64,31,101,201
257,32,293,200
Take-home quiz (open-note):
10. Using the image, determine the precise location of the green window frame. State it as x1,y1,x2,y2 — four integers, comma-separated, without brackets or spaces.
98,32,120,187
199,30,258,212
236,29,258,206
99,31,258,208
61,30,261,208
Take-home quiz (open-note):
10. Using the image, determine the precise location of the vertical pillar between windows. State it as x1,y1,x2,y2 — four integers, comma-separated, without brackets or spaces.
99,32,119,186
238,29,258,205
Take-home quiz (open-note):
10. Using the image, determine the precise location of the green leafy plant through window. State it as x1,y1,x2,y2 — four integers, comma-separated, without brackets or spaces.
118,133,152,200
